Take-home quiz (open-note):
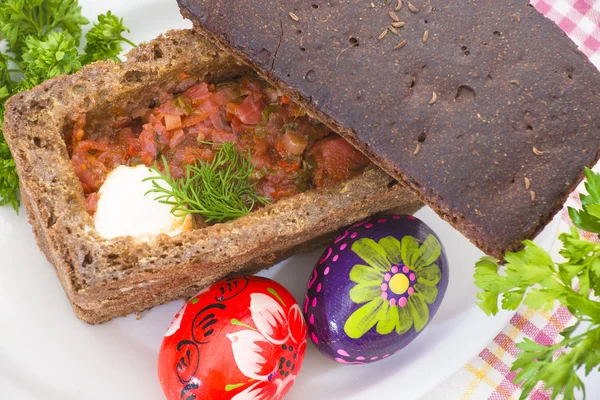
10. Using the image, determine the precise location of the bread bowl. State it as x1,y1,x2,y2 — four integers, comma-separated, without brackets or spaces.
3,29,421,324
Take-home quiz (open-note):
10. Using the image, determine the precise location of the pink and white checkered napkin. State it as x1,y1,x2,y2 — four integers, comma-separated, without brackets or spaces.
533,0,600,67
425,182,592,400
426,2,600,398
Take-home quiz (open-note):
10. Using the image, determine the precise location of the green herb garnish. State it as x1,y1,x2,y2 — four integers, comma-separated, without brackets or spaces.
253,165,270,180
0,0,134,212
261,104,277,124
80,11,135,64
474,167,600,400
144,142,270,223
282,121,298,133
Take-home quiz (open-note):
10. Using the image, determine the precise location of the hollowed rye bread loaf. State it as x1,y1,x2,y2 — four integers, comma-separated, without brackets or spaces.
3,29,422,324
178,0,600,258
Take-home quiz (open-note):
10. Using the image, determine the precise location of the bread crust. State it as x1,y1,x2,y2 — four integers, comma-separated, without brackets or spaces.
3,29,421,324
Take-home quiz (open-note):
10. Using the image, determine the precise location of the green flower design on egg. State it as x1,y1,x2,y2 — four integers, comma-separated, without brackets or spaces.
344,234,442,339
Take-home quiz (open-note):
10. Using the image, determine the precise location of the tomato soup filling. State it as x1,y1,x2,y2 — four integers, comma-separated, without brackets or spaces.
69,75,371,219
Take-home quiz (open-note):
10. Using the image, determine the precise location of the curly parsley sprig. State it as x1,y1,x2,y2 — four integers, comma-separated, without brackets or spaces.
474,167,600,400
80,11,135,64
144,142,270,224
0,0,134,212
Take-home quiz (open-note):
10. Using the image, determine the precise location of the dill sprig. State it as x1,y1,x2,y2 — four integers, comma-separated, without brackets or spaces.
144,142,270,223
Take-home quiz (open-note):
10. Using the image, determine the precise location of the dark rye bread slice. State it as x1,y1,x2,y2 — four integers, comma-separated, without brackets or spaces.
3,29,422,324
178,0,600,258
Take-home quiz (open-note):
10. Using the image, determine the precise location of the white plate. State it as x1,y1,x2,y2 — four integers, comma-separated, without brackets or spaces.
0,1,560,399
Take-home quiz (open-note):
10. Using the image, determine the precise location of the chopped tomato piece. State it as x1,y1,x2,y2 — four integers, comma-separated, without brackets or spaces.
235,95,263,125
212,131,238,144
213,87,240,105
86,192,99,213
97,144,128,168
182,112,208,128
138,128,158,165
169,129,186,149
253,137,269,156
72,140,108,154
71,113,86,146
118,128,134,142
309,136,371,188
251,154,271,171
209,110,228,131
127,138,142,157
156,99,187,116
72,152,107,193
164,114,183,131
185,82,211,103
197,98,219,118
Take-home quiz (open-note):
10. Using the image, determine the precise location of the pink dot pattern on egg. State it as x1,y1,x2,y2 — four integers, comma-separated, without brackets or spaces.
408,287,415,295
352,218,371,228
389,298,397,307
319,247,332,264
307,269,317,289
384,273,391,281
370,356,378,361
304,294,309,313
316,283,322,292
351,232,358,239
356,356,365,361
333,254,339,262
402,266,410,273
337,349,350,357
311,332,319,344
391,266,398,273
309,314,315,324
324,266,330,275
335,358,365,365
407,215,416,220
365,224,373,228
340,243,347,250
381,283,388,291
335,231,349,243
383,354,391,359
398,297,407,307
378,219,387,223
409,273,416,281
381,292,388,300
312,298,317,307
393,215,401,219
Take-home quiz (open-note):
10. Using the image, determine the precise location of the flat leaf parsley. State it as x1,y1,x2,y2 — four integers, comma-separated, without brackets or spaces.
0,0,134,211
474,167,600,399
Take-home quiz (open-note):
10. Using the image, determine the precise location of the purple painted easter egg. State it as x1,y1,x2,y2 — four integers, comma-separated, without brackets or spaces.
303,215,449,364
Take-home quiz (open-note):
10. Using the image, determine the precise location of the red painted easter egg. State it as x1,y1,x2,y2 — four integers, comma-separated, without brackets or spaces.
158,276,308,400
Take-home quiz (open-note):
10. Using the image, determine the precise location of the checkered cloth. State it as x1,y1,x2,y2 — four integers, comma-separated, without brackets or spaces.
533,0,600,68
426,3,600,398
426,188,585,400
